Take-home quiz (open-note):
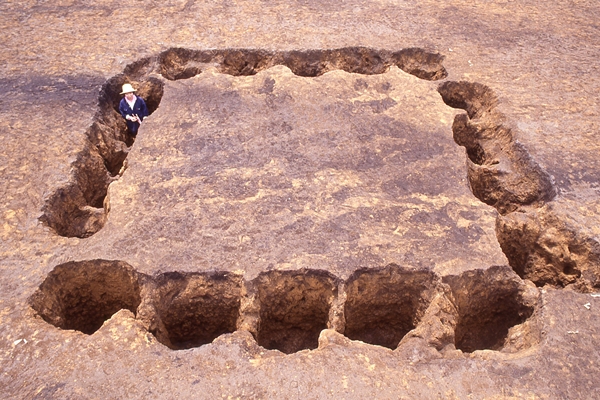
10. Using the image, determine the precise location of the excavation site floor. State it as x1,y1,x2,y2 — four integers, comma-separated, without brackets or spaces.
1,1,599,399
78,66,506,276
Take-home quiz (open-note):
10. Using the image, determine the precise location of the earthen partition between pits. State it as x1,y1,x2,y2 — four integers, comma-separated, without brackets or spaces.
32,47,600,359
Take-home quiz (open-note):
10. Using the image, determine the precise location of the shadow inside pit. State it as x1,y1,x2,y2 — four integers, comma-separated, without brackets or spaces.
443,265,536,353
29,260,142,334
253,270,338,354
151,271,243,350
343,264,437,349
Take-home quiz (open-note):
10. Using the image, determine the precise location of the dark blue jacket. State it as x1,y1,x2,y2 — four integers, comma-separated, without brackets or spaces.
119,96,149,134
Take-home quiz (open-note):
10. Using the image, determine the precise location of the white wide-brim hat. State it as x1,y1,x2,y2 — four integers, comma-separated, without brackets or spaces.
120,83,137,94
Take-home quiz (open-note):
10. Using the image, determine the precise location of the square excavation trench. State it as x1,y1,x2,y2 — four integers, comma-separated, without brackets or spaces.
443,265,536,353
343,265,436,349
32,50,528,357
152,272,243,350
253,270,338,354
29,260,142,335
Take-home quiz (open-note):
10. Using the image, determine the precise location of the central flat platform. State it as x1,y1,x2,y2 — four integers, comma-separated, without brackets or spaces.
78,66,506,278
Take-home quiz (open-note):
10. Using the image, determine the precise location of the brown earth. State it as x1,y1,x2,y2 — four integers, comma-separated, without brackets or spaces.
1,0,600,398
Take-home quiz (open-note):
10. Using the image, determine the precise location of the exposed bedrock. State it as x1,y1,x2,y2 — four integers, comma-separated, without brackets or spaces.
437,81,556,214
497,203,600,292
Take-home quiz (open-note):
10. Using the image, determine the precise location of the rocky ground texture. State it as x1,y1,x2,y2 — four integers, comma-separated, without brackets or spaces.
1,0,600,398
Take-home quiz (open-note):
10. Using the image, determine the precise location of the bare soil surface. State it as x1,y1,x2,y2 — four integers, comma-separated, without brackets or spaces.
1,1,599,398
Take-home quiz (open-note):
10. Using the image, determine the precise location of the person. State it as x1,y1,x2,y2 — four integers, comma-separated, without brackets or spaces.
119,83,149,136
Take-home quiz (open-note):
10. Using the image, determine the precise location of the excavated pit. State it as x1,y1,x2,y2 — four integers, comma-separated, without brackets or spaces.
253,270,338,354
496,204,600,291
29,260,142,334
432,81,600,292
39,76,164,238
437,81,556,215
29,262,544,357
343,265,437,350
40,46,446,239
443,265,538,353
150,272,243,350
156,47,448,80
33,51,590,359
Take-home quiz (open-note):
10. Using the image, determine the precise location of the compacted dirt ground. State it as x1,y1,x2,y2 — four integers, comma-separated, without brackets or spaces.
1,1,600,398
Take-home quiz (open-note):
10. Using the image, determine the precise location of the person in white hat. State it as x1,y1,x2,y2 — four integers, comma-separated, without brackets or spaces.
118,83,149,136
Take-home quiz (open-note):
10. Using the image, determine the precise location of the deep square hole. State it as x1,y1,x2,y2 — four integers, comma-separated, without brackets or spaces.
343,265,436,349
254,270,338,354
30,260,142,335
153,271,242,350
